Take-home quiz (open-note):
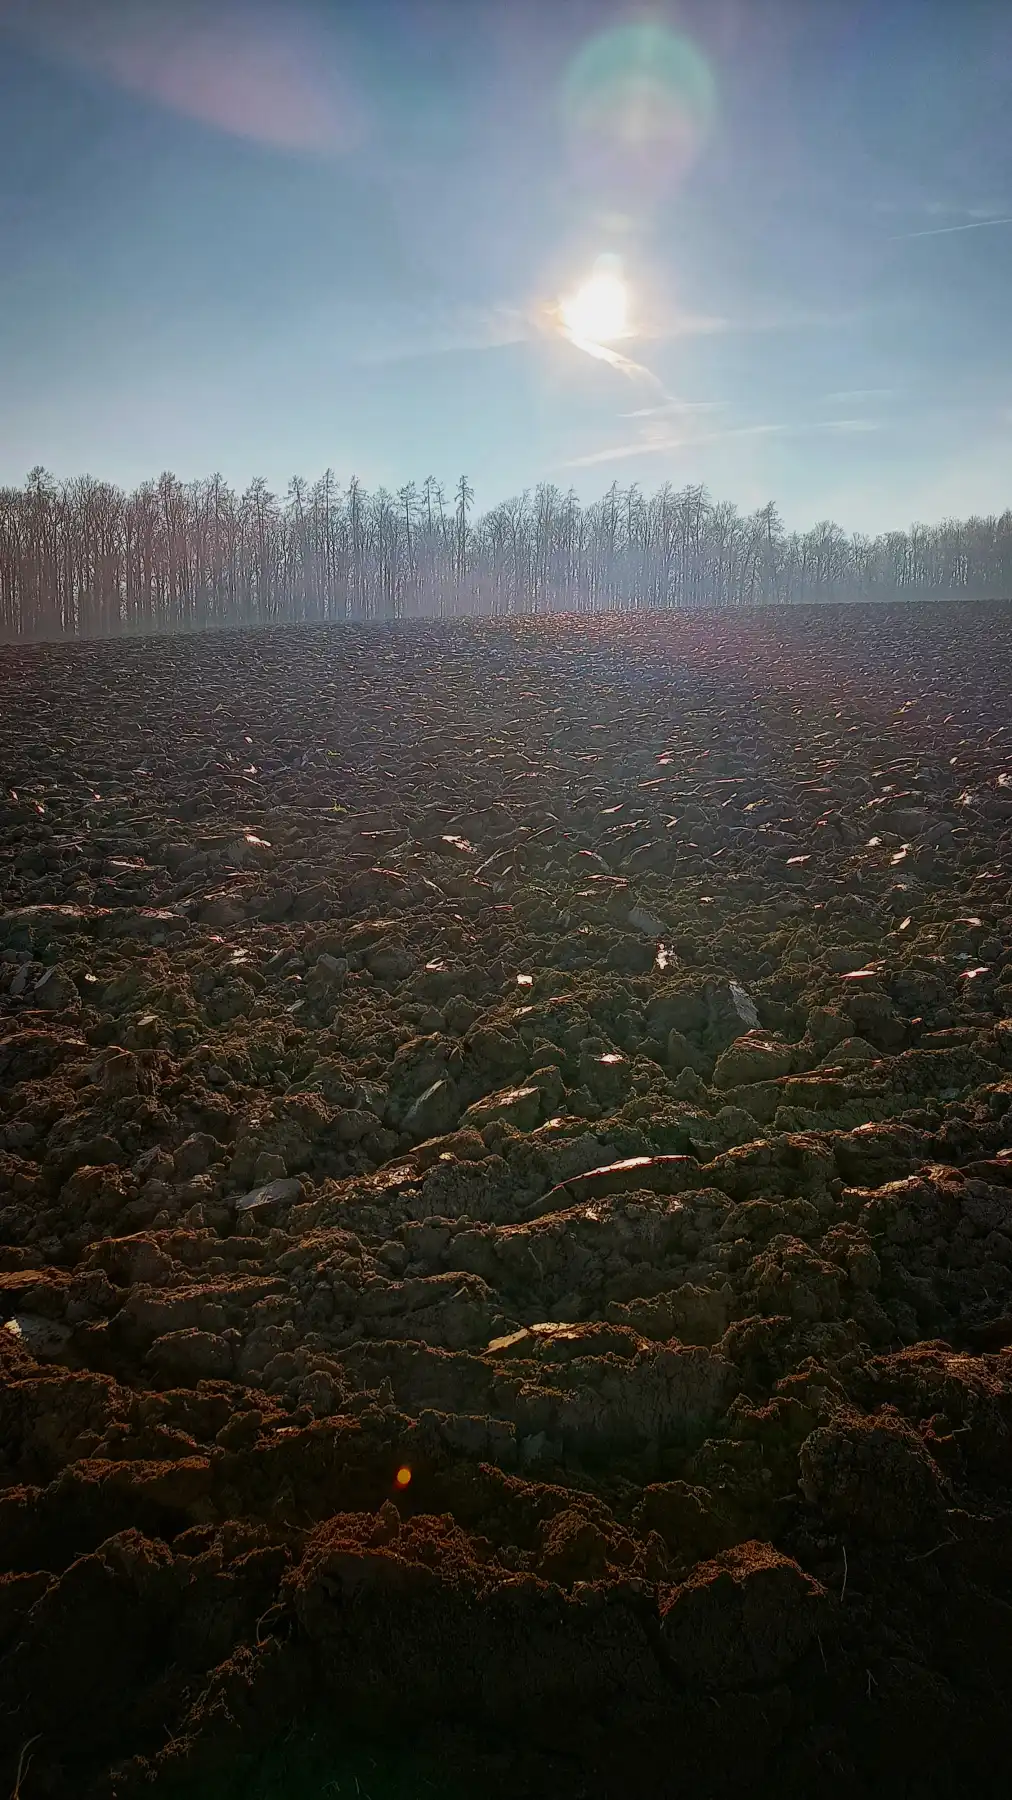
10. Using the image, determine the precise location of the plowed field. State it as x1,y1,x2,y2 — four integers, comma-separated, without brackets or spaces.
2,604,1012,1799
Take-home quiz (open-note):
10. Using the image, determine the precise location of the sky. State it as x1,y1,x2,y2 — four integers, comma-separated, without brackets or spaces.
1,0,1012,533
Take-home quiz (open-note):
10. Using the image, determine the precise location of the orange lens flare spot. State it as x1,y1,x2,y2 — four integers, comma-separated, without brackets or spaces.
395,1466,412,1488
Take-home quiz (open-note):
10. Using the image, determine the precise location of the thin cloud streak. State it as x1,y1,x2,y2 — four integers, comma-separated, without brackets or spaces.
561,416,882,470
356,298,857,374
816,418,882,432
893,216,1012,240
562,332,666,390
353,305,530,366
823,388,894,403
621,400,727,419
562,438,692,468
639,313,733,342
561,423,786,469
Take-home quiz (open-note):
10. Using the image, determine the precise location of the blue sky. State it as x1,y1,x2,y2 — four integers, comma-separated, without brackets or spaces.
1,0,1011,532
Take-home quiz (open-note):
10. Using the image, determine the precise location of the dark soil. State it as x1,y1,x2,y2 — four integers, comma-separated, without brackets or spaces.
2,603,1012,1800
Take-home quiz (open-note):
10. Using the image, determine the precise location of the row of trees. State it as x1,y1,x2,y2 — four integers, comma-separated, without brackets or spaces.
1,466,1010,639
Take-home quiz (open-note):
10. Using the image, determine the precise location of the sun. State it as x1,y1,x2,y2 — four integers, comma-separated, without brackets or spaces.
560,268,630,345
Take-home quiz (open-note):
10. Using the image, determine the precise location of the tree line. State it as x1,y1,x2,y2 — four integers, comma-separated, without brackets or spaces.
1,466,1010,640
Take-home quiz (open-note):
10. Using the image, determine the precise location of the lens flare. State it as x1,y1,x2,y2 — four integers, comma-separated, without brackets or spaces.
7,0,365,154
561,22,715,192
395,1465,412,1488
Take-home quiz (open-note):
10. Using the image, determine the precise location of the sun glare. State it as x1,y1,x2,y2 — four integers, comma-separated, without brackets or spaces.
560,269,630,345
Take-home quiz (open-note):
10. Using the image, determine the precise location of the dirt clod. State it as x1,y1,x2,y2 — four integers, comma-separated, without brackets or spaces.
2,606,1012,1797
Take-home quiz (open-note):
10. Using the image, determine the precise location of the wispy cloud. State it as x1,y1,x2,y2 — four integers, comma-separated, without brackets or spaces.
352,303,529,366
655,305,863,340
892,216,1012,241
823,388,894,403
562,438,692,469
561,331,666,389
619,305,859,349
640,313,733,342
560,416,882,470
354,300,729,372
815,418,882,433
874,195,1009,223
561,423,786,469
620,399,727,420
352,294,854,375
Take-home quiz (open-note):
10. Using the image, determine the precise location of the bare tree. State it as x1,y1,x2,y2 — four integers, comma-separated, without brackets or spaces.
1,466,1010,641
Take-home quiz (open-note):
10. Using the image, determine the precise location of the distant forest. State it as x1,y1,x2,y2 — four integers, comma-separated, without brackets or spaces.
2,466,1011,639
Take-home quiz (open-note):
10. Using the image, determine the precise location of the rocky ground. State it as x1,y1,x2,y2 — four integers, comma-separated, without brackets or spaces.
1,604,1012,1799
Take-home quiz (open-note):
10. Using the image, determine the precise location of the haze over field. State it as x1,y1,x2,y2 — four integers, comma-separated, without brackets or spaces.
5,468,1012,641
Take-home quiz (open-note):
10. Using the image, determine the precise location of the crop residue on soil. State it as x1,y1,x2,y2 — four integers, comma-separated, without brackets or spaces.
2,604,1012,1799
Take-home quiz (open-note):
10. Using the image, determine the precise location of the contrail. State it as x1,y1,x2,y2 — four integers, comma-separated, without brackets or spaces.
563,329,668,392
893,215,1012,240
